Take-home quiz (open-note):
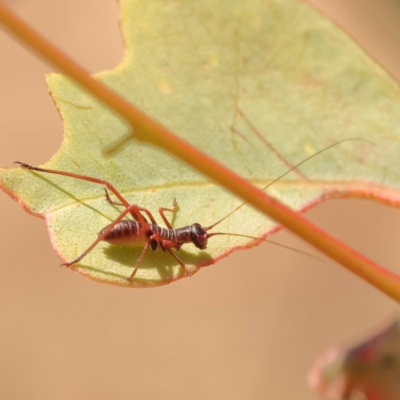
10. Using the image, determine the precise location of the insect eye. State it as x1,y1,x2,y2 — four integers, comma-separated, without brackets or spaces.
196,234,207,246
191,224,208,250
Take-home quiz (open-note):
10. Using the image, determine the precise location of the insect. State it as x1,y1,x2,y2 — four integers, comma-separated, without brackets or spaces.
14,138,363,282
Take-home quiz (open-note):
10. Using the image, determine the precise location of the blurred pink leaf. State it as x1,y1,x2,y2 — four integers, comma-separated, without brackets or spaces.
309,318,400,400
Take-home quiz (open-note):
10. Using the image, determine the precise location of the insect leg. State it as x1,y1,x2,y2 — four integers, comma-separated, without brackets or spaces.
15,162,149,230
104,188,123,206
128,240,151,282
162,239,192,276
104,189,158,225
159,198,178,229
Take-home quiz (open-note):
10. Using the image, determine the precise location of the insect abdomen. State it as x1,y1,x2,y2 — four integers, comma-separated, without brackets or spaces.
100,220,147,246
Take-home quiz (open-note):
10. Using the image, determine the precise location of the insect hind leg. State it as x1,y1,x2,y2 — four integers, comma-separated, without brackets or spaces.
15,162,150,230
61,202,148,268
103,189,158,225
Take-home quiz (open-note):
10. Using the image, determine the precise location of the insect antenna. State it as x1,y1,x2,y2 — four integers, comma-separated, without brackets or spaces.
206,231,323,261
203,137,373,232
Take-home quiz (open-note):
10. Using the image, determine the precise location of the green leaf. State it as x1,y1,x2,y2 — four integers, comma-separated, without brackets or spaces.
1,0,400,287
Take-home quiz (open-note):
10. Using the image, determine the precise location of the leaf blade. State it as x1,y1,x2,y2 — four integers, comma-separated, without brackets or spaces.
2,0,400,287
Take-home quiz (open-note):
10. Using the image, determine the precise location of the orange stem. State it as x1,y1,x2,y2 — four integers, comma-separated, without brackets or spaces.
1,3,400,301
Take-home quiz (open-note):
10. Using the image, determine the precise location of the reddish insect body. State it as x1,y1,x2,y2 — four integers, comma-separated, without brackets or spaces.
14,138,362,282
15,161,220,281
100,193,213,279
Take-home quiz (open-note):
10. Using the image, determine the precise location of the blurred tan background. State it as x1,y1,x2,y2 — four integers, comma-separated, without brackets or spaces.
1,1,400,399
